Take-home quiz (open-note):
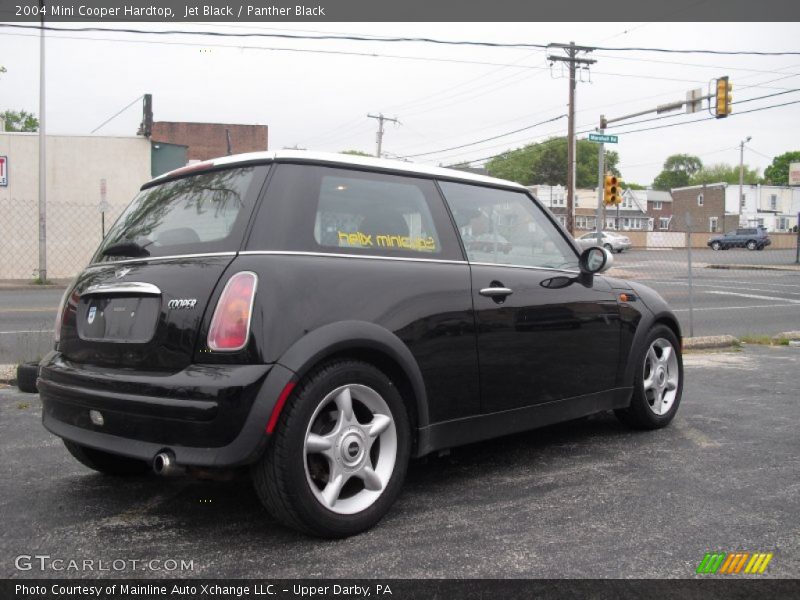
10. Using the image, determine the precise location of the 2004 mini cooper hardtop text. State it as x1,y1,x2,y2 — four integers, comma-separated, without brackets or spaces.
39,151,683,537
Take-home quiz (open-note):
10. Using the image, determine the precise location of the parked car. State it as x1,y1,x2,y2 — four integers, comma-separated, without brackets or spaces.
707,227,772,251
39,152,683,538
575,231,632,253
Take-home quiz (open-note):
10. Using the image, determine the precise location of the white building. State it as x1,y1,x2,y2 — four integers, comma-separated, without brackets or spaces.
0,132,151,279
723,183,799,232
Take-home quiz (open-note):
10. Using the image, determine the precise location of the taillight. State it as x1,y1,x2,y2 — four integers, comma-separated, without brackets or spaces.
54,285,78,344
207,271,258,352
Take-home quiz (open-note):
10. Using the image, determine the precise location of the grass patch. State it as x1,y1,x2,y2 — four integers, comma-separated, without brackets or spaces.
739,335,790,346
16,402,29,410
31,277,52,285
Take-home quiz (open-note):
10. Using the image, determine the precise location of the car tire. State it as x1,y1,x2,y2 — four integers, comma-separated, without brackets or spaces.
16,361,39,393
252,359,411,538
615,325,683,430
746,240,758,250
757,245,764,251
604,243,613,252
710,241,721,251
63,440,151,476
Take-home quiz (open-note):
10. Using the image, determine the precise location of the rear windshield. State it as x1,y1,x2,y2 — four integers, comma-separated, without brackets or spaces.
94,167,261,262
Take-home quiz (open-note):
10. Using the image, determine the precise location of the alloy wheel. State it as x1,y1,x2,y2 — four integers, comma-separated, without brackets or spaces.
303,384,397,515
642,338,680,416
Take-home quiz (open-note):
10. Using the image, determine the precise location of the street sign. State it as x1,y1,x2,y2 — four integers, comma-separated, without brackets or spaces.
588,133,618,144
0,156,7,187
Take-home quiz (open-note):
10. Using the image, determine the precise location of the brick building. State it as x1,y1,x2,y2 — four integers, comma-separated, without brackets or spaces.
151,121,268,162
671,183,739,233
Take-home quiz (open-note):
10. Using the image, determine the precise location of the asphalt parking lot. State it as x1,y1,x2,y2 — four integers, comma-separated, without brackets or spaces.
1,345,797,579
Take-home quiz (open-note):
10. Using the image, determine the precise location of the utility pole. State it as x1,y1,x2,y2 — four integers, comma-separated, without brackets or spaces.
547,42,595,234
595,116,606,236
367,113,400,158
38,1,47,282
739,136,751,226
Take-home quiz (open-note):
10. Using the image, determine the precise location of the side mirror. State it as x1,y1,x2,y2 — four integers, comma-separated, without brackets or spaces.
577,247,613,285
541,248,613,290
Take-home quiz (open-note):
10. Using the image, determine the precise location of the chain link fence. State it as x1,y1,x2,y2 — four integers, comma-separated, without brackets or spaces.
0,196,127,281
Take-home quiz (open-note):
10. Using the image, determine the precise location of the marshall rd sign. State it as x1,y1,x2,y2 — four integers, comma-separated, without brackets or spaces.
588,133,618,144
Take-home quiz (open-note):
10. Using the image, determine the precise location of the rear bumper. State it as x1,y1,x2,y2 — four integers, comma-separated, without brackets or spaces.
39,352,295,468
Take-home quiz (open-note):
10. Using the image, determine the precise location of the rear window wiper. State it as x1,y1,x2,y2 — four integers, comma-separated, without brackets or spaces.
101,240,151,258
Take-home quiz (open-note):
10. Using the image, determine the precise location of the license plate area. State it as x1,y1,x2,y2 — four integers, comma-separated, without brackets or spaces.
77,296,160,343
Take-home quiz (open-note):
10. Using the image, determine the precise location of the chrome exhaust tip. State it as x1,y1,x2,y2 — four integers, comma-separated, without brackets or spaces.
153,451,184,476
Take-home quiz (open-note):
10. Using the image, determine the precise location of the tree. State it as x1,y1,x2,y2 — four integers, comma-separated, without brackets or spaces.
652,154,703,190
690,163,760,186
763,151,800,185
339,149,373,157
486,137,620,187
2,110,39,132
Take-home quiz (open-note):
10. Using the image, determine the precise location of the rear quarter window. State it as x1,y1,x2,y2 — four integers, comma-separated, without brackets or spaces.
248,164,464,261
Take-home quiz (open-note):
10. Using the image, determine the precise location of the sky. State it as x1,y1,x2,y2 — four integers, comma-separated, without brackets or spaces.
1,21,799,185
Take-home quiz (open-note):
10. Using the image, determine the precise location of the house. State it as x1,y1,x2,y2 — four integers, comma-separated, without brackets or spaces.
527,184,567,227
670,183,739,233
723,184,799,232
605,188,651,231
642,190,673,231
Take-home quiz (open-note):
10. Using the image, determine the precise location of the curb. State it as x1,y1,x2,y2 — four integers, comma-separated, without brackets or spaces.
0,364,17,385
683,335,739,350
706,264,800,272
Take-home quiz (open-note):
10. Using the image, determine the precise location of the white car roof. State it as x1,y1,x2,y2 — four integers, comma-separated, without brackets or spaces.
150,150,525,190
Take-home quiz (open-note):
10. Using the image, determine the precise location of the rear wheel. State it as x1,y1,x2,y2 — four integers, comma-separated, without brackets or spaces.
63,440,151,476
615,325,683,430
710,241,721,251
604,243,613,252
746,240,757,250
252,360,411,538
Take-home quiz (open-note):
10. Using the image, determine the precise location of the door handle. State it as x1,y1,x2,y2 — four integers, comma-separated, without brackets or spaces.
479,286,513,298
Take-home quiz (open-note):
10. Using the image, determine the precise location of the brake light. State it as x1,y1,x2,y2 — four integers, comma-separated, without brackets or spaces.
207,271,258,351
54,285,79,344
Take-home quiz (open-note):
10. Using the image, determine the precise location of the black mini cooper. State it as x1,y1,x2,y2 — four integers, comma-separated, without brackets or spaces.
39,151,683,537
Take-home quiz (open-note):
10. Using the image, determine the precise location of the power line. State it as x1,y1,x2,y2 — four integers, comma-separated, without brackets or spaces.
453,99,800,167
3,23,800,56
90,95,143,133
401,114,566,158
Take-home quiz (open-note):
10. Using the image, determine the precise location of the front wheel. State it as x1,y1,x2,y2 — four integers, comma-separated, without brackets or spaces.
252,360,410,538
615,325,683,430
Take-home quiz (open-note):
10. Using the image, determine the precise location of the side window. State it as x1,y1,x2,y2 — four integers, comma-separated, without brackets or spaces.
439,181,579,271
314,174,440,254
248,164,463,260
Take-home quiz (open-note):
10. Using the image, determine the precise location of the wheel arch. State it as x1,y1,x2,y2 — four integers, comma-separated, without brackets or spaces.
275,320,429,450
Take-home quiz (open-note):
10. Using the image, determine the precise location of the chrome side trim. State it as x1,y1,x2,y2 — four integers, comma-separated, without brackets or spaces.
469,261,580,275
238,250,467,265
82,282,162,297
88,252,237,267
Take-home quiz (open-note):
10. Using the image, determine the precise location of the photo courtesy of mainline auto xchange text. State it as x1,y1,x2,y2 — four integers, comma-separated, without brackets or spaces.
1,0,799,598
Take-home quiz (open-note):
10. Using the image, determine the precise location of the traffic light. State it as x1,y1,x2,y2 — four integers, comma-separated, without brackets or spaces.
604,174,621,205
715,76,733,118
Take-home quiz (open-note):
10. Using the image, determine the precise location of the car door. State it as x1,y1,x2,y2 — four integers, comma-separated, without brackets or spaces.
439,181,621,413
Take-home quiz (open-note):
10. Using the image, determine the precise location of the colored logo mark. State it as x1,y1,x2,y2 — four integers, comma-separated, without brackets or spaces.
696,552,773,574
